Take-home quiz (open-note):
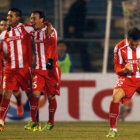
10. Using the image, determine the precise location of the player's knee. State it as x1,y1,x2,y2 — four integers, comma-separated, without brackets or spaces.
32,91,40,98
3,90,12,99
48,95,55,100
112,88,125,103
112,94,120,103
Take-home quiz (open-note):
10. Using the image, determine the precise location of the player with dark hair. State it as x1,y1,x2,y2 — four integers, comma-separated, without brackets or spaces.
106,27,140,138
0,19,24,117
24,10,61,131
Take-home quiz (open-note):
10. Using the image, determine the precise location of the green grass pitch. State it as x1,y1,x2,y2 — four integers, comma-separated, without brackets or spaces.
1,121,140,140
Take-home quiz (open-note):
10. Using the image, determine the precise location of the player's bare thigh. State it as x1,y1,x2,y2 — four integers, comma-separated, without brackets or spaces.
112,88,125,103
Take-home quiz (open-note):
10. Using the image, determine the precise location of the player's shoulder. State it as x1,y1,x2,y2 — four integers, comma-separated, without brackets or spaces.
0,30,7,40
114,39,127,53
23,23,32,27
116,39,127,48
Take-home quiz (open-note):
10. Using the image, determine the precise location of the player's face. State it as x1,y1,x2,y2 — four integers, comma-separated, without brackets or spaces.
0,20,8,32
7,11,20,26
30,13,43,30
128,39,140,50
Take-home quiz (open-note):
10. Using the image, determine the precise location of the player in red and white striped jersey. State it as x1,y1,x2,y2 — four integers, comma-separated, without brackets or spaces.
107,28,140,138
0,8,37,131
24,11,61,131
0,19,24,118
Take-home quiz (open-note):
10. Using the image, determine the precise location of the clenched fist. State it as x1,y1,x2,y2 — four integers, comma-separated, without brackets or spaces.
123,63,132,74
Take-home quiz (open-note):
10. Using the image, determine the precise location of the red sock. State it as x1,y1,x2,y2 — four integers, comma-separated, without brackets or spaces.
109,101,119,129
29,96,39,122
0,98,10,121
0,94,2,105
36,110,39,122
15,92,22,106
48,98,57,124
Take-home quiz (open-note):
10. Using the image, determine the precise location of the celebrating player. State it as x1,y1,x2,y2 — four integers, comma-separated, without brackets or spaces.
106,27,140,138
0,8,37,131
0,19,24,117
24,11,61,131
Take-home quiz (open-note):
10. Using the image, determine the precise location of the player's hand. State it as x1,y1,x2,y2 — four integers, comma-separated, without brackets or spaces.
46,58,53,70
123,63,132,74
47,25,53,36
138,61,140,69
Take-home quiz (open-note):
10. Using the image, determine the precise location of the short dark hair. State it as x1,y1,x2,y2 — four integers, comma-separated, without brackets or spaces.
128,27,140,41
8,8,22,17
57,40,67,45
32,10,45,21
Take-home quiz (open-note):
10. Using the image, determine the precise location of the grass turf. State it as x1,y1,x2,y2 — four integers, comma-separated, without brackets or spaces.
1,121,140,140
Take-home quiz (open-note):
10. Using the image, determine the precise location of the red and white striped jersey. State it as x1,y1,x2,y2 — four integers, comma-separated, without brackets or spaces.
32,25,58,70
114,39,140,78
0,23,34,70
0,42,3,71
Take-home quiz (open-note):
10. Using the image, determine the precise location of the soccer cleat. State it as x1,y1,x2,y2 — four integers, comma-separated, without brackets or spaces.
41,122,54,131
106,129,117,138
24,120,38,130
0,122,4,132
33,123,41,132
17,104,24,117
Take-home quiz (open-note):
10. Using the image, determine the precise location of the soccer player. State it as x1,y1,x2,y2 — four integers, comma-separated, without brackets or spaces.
106,27,140,138
0,8,37,131
0,19,24,117
24,11,61,131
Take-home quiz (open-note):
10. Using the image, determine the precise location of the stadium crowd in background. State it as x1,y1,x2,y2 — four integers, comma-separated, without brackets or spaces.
58,40,74,73
106,27,140,138
64,0,92,72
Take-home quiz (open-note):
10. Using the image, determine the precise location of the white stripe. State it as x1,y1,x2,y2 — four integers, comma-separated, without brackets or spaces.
56,67,59,79
40,31,43,41
14,28,23,68
35,44,39,69
127,47,132,59
118,49,123,64
136,45,140,59
54,29,57,39
40,43,46,70
14,28,20,36
10,41,15,68
9,30,13,37
17,40,23,68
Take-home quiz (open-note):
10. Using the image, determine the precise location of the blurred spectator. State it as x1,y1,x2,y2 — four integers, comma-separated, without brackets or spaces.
64,0,89,38
64,0,92,72
58,40,74,73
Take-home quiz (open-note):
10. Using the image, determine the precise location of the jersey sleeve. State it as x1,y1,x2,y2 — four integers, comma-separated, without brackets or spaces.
0,30,6,41
47,29,57,59
23,23,34,34
114,45,125,75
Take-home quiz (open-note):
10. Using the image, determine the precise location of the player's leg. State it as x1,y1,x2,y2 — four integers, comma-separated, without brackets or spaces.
0,71,3,104
42,67,61,131
24,90,41,131
0,89,13,131
13,90,24,117
41,94,56,131
106,88,125,138
24,71,44,131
